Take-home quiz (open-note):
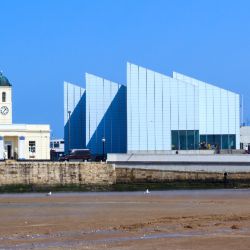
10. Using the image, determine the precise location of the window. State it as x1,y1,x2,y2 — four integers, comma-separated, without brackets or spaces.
54,142,60,148
29,141,36,153
214,135,221,147
187,130,195,150
2,92,6,102
200,134,236,150
222,135,228,149
229,135,236,149
195,130,200,149
171,131,179,150
207,135,214,146
179,131,187,150
172,130,200,150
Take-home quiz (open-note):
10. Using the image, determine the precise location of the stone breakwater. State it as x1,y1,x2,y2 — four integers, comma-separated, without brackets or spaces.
0,161,116,186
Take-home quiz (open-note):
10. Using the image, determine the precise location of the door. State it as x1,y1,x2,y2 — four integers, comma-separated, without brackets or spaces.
4,141,13,159
7,145,11,159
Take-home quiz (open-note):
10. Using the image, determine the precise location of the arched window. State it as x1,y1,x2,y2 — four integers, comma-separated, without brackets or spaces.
2,92,6,102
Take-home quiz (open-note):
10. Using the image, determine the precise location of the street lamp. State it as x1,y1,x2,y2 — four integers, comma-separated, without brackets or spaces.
68,110,71,153
102,137,106,161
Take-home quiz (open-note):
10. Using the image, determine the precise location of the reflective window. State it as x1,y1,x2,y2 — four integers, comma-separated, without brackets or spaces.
229,135,236,149
171,131,179,150
200,135,206,144
222,135,229,149
187,130,194,150
179,131,187,150
195,130,200,149
207,135,214,146
214,135,221,147
172,130,199,150
200,134,236,150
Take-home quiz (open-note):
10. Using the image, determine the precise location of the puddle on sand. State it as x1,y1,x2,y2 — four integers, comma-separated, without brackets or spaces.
1,228,247,250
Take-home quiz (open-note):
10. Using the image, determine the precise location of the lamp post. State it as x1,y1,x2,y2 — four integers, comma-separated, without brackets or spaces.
102,137,106,161
68,110,71,153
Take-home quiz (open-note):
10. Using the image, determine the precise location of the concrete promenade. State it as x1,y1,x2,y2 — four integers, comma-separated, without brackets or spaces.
108,154,250,173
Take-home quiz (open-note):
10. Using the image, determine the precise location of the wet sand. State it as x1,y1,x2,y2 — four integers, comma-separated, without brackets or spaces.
1,190,250,249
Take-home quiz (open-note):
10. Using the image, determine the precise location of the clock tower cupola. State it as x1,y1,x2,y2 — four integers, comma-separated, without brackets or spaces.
0,72,12,124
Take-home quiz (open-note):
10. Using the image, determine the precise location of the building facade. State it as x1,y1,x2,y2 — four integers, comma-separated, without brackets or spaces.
0,73,50,160
64,75,126,155
50,138,64,160
127,63,240,152
85,73,126,154
64,63,240,154
240,126,250,150
64,82,86,153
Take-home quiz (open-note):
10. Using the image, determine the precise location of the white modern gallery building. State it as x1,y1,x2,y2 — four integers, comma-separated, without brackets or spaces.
64,62,241,154
0,73,50,160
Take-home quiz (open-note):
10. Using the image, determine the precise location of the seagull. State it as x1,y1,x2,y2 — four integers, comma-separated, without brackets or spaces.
144,189,150,194
47,192,52,196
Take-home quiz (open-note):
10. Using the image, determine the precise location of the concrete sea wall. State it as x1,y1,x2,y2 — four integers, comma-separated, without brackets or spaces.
0,161,250,188
116,168,250,183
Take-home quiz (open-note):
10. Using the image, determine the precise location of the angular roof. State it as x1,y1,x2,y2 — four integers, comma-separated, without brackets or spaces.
0,72,11,86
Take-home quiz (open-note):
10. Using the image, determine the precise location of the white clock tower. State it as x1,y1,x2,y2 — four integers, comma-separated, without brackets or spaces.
0,72,12,124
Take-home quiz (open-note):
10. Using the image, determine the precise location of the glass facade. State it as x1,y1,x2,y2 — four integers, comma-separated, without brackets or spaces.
171,130,199,150
200,134,236,149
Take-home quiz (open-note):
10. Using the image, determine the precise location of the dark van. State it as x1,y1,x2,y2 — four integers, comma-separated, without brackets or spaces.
59,149,91,162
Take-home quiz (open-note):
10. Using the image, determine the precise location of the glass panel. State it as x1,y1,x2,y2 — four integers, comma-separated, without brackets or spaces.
199,134,235,150
222,135,229,149
200,135,206,144
172,130,199,150
207,135,214,149
214,135,221,148
229,135,236,149
187,130,194,150
171,131,179,150
195,130,200,149
179,131,187,150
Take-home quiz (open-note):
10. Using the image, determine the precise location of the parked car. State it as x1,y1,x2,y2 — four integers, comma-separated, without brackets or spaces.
94,154,107,162
59,149,91,162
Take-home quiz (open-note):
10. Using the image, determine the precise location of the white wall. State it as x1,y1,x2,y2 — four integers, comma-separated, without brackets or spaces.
64,82,86,153
173,72,240,149
127,63,198,152
0,86,12,125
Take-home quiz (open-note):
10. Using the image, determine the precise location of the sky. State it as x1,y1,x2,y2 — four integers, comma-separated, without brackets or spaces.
1,0,250,138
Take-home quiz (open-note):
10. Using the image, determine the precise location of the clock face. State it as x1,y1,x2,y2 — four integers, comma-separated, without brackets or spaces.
0,106,9,115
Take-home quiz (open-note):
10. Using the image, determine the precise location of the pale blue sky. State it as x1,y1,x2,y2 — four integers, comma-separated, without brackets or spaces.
1,0,250,137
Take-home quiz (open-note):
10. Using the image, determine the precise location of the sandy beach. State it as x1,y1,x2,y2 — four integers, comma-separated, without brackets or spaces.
1,190,250,249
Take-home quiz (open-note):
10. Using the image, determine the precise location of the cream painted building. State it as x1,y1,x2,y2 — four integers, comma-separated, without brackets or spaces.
0,72,50,160
240,126,250,150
